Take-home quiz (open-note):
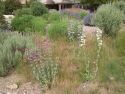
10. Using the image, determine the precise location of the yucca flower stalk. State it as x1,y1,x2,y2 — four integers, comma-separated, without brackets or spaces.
78,25,86,47
93,29,103,78
77,25,94,81
78,26,103,81
83,30,94,80
67,21,103,81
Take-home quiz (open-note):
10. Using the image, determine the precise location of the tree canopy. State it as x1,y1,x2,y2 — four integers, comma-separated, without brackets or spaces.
80,0,119,9
4,0,22,14
0,0,4,14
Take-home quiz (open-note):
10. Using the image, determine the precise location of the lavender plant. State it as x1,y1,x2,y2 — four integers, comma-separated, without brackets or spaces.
0,32,33,76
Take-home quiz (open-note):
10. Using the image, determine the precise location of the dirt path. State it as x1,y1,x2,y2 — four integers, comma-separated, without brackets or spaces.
0,72,41,94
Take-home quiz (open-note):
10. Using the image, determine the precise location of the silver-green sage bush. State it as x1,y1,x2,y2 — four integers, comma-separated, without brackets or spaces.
0,32,33,76
92,4,124,37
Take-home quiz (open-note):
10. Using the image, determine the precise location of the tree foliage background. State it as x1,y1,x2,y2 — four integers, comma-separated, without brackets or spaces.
80,0,119,9
0,0,7,29
4,0,22,14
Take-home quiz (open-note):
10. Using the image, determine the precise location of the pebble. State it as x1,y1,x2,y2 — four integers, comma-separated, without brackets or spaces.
6,84,18,90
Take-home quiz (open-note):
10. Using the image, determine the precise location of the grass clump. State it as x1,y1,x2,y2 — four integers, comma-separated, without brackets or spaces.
31,17,47,34
100,57,125,83
115,31,125,56
48,20,68,40
48,11,61,22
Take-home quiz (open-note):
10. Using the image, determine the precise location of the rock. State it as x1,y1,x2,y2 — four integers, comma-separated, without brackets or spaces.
110,77,115,80
7,84,18,90
83,12,94,26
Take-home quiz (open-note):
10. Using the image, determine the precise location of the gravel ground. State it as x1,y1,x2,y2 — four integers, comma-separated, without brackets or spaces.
0,73,42,94
83,26,101,33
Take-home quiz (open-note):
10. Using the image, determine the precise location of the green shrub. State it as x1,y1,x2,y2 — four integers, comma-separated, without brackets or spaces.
92,4,124,37
48,20,68,40
11,15,48,33
113,1,125,14
30,1,48,16
48,11,61,22
15,8,32,17
0,32,34,76
100,57,125,83
4,0,22,14
31,17,47,34
80,10,88,19
31,56,58,89
11,15,34,32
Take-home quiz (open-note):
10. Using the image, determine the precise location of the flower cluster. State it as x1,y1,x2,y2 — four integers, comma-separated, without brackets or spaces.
96,30,103,50
67,20,86,47
96,30,103,59
67,20,74,41
93,29,103,78
77,25,86,47
25,48,42,63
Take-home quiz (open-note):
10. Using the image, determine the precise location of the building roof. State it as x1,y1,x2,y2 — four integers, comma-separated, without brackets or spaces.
54,0,80,4
40,0,54,4
40,0,79,4
19,0,30,4
19,0,80,5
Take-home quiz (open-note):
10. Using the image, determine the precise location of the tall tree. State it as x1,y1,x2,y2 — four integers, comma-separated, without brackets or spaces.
80,0,119,9
4,0,22,14
0,0,4,14
0,0,7,29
